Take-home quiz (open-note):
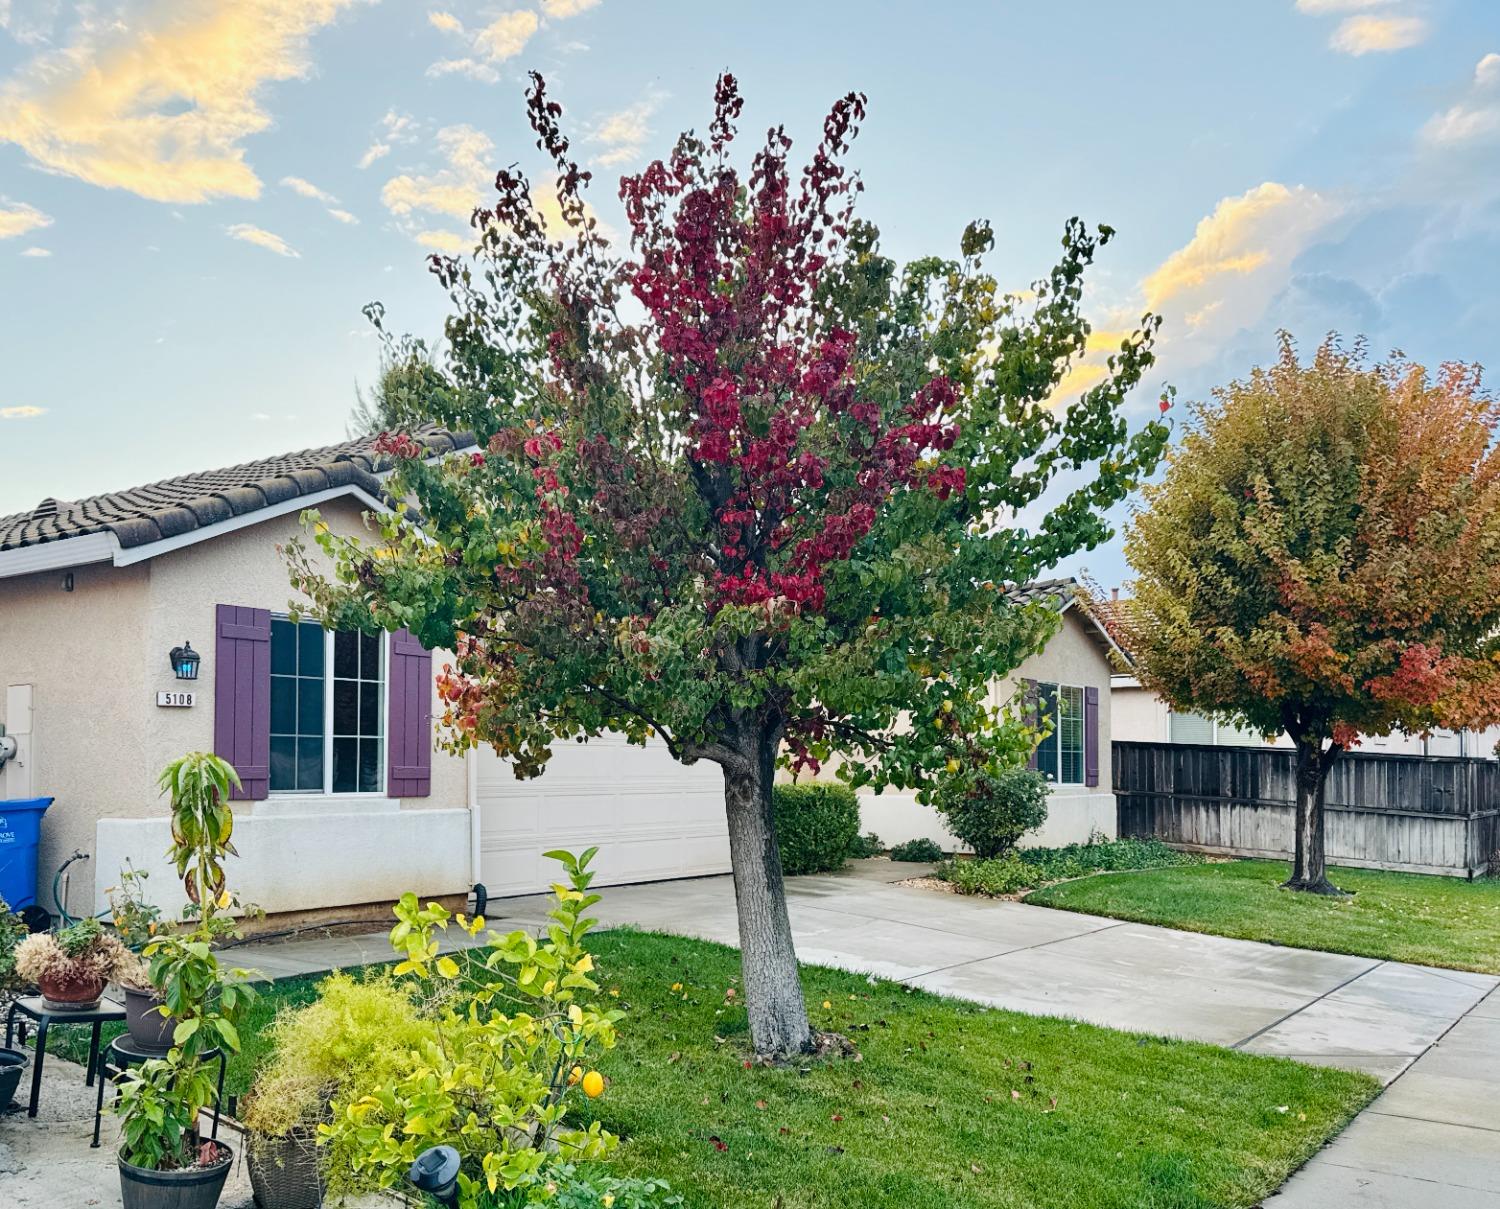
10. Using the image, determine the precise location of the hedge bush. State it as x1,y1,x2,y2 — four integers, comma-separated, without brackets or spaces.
935,765,1049,858
936,837,1204,897
773,783,860,875
889,837,946,862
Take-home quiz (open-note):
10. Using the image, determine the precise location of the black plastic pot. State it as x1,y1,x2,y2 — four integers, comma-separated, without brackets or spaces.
0,1047,26,1109
122,985,177,1052
118,1142,233,1209
247,1129,324,1209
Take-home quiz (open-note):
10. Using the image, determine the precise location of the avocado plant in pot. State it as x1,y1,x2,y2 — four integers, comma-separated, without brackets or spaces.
14,916,132,1010
113,753,257,1209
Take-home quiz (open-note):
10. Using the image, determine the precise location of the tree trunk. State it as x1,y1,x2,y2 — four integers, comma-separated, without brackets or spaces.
1284,739,1343,895
721,733,813,1060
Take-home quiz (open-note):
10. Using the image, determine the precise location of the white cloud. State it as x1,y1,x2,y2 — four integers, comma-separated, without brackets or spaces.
1330,15,1427,55
1477,53,1500,89
19,246,50,257
0,198,51,239
0,405,46,420
1295,0,1393,12
281,175,337,204
358,108,417,169
416,229,470,252
426,8,539,80
541,0,599,16
382,123,494,221
0,0,362,204
327,207,358,224
1421,53,1500,148
589,92,664,167
227,222,300,257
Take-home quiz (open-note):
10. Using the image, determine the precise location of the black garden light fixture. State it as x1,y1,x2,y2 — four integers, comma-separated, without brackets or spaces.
407,1145,461,1207
168,641,201,681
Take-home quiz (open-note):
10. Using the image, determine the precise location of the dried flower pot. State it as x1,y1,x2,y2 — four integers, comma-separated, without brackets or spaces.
38,968,107,1011
248,1128,325,1209
119,1141,233,1209
123,985,178,1053
0,1048,26,1109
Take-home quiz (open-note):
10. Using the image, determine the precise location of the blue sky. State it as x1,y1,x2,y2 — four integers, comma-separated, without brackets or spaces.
1,0,1497,585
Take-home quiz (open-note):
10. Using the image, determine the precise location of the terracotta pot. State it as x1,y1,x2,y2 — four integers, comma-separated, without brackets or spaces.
119,1141,233,1209
38,968,106,1011
123,985,178,1052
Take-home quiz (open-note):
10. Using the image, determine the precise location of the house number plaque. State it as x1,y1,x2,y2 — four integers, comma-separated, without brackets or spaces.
156,691,197,708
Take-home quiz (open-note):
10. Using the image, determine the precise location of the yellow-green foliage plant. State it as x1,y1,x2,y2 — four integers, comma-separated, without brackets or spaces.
242,972,431,1196
319,849,624,1208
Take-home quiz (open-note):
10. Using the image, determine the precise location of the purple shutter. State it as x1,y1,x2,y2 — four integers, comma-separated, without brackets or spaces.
1023,678,1040,771
214,604,271,800
1085,686,1100,787
388,629,433,797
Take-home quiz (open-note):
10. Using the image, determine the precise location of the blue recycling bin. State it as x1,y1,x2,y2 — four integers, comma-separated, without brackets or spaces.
0,797,53,911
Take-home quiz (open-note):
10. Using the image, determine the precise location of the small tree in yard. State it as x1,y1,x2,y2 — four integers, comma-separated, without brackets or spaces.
1122,335,1500,895
289,74,1168,1057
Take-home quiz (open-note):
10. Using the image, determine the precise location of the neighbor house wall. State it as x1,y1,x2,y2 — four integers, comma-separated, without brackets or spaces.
857,608,1116,851
1,500,471,920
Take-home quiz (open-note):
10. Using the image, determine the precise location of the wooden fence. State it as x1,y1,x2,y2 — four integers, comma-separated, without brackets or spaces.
1114,741,1500,878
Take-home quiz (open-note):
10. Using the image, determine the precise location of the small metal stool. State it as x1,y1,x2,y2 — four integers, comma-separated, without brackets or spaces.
92,1034,227,1149
4,994,125,1118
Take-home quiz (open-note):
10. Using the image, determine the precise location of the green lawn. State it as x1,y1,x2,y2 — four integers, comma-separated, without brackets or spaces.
58,929,1378,1208
1026,859,1500,975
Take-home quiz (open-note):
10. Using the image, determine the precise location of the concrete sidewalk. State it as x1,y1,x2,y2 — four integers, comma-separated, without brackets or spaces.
235,859,1500,1208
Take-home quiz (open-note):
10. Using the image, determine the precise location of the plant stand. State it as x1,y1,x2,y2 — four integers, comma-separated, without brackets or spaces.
93,1034,227,1149
4,993,125,1117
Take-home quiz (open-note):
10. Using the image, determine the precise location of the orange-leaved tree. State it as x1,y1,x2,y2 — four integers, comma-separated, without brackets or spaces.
1121,334,1500,894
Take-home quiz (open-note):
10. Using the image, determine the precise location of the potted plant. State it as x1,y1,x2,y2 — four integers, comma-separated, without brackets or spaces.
113,753,256,1209
108,864,176,1051
14,916,131,1010
241,971,428,1209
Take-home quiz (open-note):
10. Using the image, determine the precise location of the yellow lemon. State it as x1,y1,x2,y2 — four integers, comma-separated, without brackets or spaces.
581,1070,605,1098
945,758,960,773
822,1000,832,1010
568,1065,582,1086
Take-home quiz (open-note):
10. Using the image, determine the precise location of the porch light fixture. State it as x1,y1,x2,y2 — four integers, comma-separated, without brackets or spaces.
169,641,201,681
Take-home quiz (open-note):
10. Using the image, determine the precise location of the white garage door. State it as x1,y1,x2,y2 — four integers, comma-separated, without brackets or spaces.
476,734,731,898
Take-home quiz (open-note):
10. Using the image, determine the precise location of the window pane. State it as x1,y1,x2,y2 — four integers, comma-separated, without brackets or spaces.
1033,684,1059,780
297,738,324,791
270,619,296,675
359,682,381,736
1170,711,1215,745
334,630,358,678
297,678,323,735
359,739,381,793
360,632,380,679
298,623,325,676
270,677,295,735
333,679,358,735
270,736,295,791
332,738,358,793
1059,686,1085,783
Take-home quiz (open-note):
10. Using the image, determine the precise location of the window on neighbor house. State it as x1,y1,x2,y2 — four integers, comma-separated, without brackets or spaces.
1033,682,1085,784
270,618,385,794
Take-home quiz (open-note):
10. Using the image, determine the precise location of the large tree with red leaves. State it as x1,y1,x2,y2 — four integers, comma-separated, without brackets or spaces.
292,75,1168,1057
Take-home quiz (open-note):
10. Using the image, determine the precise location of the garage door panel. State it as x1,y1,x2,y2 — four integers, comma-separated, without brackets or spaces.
477,737,731,897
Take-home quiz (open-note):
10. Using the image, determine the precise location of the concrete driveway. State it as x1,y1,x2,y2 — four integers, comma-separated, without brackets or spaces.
491,859,1500,1209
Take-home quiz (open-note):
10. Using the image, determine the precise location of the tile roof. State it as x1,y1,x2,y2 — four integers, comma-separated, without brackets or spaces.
1004,576,1082,610
0,426,474,553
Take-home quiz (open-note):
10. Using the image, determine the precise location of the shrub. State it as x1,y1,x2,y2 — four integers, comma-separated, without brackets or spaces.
936,765,1049,859
242,971,430,1171
15,921,131,985
889,837,945,862
846,831,885,859
937,836,1204,897
547,1165,684,1208
0,897,28,992
773,783,860,875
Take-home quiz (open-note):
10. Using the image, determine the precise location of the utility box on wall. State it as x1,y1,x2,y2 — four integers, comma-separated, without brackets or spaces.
1,685,34,799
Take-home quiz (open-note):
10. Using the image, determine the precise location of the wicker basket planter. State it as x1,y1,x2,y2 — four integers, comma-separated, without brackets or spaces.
247,1128,325,1209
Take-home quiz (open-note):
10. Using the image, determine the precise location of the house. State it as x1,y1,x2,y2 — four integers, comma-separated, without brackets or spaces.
1112,675,1500,759
0,430,730,924
857,578,1121,851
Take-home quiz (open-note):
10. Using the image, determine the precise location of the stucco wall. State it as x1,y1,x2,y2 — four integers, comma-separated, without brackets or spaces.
857,608,1117,851
0,501,470,919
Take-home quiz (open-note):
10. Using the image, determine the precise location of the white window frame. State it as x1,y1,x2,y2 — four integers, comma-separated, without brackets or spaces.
1036,682,1087,786
269,617,389,798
